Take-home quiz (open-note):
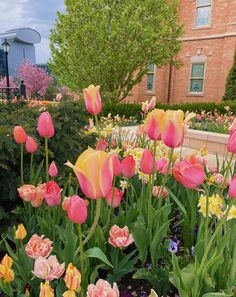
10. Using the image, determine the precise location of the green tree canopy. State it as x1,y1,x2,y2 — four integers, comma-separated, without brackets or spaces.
223,51,236,101
49,0,183,102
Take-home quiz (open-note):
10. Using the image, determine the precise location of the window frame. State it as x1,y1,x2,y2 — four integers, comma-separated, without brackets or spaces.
146,64,156,94
189,62,206,95
195,0,212,28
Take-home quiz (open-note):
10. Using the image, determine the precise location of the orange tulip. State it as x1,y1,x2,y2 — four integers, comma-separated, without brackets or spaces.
161,110,184,148
66,148,113,199
83,85,102,115
144,109,165,140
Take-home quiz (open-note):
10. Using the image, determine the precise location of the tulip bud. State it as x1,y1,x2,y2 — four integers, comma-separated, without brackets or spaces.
64,263,81,292
26,136,37,153
83,85,102,115
67,195,88,224
121,155,136,178
39,281,54,297
49,161,58,177
140,149,154,175
37,112,55,138
15,224,27,240
96,138,108,151
13,126,27,144
112,154,122,176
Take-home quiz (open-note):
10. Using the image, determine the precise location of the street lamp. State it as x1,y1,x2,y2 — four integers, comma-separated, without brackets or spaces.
1,38,10,99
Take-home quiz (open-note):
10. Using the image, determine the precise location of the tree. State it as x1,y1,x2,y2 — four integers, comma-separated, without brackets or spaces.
0,76,17,88
223,51,236,101
17,61,53,98
49,0,183,103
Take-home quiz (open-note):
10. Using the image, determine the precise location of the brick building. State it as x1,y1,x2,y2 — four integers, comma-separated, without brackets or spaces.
129,0,236,104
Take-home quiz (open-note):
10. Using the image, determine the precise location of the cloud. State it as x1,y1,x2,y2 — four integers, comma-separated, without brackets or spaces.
0,0,65,63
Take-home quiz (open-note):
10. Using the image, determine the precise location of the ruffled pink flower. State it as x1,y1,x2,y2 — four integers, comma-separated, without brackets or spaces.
214,173,224,185
25,234,53,259
105,188,124,208
87,279,119,297
18,184,36,202
108,225,134,249
152,186,168,198
33,255,65,281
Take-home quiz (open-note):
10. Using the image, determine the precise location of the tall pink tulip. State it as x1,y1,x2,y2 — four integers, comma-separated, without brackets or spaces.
83,85,102,115
112,154,122,176
37,112,55,138
13,126,27,144
144,109,165,141
227,130,236,154
44,181,62,206
228,175,236,199
173,155,205,189
121,155,136,178
66,148,113,199
67,195,88,224
140,149,154,175
26,136,38,153
49,161,58,177
105,188,124,208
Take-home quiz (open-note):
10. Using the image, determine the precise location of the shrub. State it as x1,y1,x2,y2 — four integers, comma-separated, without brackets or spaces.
223,51,236,101
0,100,95,230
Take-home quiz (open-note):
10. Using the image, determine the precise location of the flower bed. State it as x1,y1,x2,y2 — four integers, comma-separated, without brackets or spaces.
0,88,235,297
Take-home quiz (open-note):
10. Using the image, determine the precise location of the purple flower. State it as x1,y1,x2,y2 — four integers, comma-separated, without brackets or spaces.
168,240,179,253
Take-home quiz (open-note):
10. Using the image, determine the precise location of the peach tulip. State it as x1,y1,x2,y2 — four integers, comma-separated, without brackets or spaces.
37,112,55,138
87,279,119,297
83,85,102,115
33,255,65,281
227,130,236,154
0,254,14,283
108,225,134,249
144,109,166,140
67,195,88,224
44,181,62,206
121,155,136,178
15,224,27,240
140,149,154,175
39,281,54,297
48,161,58,177
25,234,52,259
173,155,205,189
96,138,108,151
64,263,81,292
13,126,27,144
26,136,37,153
152,186,168,198
112,154,122,176
161,110,184,148
105,188,124,208
228,175,236,199
31,183,46,207
66,148,113,199
18,184,36,202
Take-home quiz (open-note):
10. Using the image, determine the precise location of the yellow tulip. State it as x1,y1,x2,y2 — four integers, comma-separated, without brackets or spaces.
64,263,81,292
0,254,14,283
39,281,54,297
15,223,27,240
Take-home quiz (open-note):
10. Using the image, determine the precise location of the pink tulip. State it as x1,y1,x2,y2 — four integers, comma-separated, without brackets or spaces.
13,126,27,144
87,279,119,297
83,85,102,115
67,195,88,224
156,158,168,174
112,154,122,176
214,173,224,185
229,118,236,134
140,149,154,175
96,138,108,151
148,96,156,110
121,155,136,178
227,130,236,154
144,109,165,141
26,136,38,153
228,175,236,199
173,155,205,189
105,188,124,208
33,255,65,281
142,100,149,113
49,161,58,177
108,225,134,249
37,112,55,138
25,234,52,259
44,181,62,206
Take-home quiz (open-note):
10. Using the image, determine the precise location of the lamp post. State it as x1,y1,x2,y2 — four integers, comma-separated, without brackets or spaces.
1,38,10,99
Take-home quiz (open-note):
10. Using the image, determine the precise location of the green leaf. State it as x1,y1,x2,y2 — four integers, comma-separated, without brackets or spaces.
84,247,113,268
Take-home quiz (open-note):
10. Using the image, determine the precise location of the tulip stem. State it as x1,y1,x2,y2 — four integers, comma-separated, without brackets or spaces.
95,115,102,149
83,198,102,245
106,177,116,231
204,187,209,249
29,153,33,183
45,137,49,182
20,143,24,185
221,153,234,195
77,224,84,271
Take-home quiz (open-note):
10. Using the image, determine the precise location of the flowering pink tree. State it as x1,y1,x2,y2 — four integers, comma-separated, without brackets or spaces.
17,61,53,98
0,76,17,88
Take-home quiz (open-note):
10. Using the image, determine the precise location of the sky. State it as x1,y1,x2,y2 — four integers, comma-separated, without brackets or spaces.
0,0,65,63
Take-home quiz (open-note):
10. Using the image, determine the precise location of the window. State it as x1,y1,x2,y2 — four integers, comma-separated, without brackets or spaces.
190,63,205,93
196,0,211,27
146,64,155,92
